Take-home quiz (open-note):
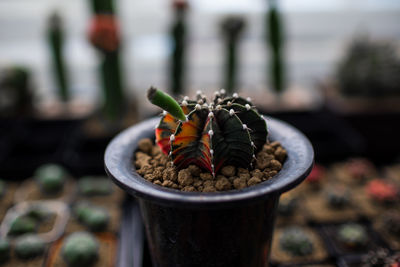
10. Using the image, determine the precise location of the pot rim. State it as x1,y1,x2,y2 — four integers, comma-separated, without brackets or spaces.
104,116,314,208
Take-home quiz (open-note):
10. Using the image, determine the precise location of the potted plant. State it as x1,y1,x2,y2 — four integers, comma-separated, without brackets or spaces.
104,88,313,266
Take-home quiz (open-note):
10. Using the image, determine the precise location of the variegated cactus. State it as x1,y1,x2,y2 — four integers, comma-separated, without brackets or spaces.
147,87,268,176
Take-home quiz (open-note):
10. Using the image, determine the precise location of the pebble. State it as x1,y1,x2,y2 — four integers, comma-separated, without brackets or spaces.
221,166,236,177
138,138,153,155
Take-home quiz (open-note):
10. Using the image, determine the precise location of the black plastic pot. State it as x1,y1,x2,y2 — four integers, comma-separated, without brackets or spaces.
105,117,314,267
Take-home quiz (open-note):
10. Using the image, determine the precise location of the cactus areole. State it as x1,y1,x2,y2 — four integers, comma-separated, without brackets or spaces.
147,87,268,176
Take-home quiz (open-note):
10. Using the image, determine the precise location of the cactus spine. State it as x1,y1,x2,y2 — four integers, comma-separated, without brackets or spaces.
47,12,70,102
148,88,267,176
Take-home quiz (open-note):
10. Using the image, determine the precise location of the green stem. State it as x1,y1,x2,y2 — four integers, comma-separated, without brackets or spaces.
147,87,186,121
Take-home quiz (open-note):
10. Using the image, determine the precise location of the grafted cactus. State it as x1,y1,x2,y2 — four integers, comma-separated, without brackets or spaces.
147,87,267,176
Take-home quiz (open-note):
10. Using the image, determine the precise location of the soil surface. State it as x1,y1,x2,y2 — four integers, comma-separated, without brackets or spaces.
134,138,286,192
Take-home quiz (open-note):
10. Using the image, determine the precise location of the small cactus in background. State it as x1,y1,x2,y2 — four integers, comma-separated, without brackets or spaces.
148,87,267,176
366,179,398,204
170,0,188,96
47,12,70,102
337,223,368,248
0,238,10,263
278,193,298,217
266,0,286,93
362,248,391,267
88,0,126,120
279,227,314,256
382,212,400,237
337,36,400,98
0,180,5,198
62,232,99,267
325,185,350,208
221,16,246,93
15,235,45,259
34,164,68,195
74,202,109,232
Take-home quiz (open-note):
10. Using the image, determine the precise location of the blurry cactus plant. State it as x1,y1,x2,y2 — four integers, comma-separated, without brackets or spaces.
0,238,10,263
15,235,45,259
221,16,246,93
0,66,33,116
88,0,126,120
382,212,400,237
278,193,298,217
62,232,99,267
279,227,314,256
362,248,391,267
34,164,68,195
366,179,398,204
325,185,350,208
147,87,267,176
170,0,188,96
47,12,70,102
337,36,400,97
337,223,368,248
266,0,286,93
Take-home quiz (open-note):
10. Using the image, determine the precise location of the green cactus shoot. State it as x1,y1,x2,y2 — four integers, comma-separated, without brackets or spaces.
147,87,267,176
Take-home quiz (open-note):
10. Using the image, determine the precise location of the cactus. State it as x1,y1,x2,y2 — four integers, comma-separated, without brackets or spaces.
326,185,350,208
337,223,367,248
74,202,109,232
47,12,70,102
221,16,246,93
366,179,398,204
15,235,45,259
362,248,391,267
62,232,99,267
0,238,10,263
0,180,5,198
170,0,188,96
267,0,286,93
382,212,400,237
9,215,37,236
337,36,400,97
148,87,267,176
279,227,314,256
78,176,113,196
34,164,67,194
89,0,126,120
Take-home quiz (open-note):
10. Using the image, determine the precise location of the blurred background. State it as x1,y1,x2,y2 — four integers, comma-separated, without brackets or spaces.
0,0,400,266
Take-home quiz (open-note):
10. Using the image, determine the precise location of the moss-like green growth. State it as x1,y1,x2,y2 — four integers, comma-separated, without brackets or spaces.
62,232,99,267
337,223,367,248
0,238,10,263
78,176,113,196
9,215,37,236
35,164,67,194
15,235,45,259
74,202,109,232
279,227,314,256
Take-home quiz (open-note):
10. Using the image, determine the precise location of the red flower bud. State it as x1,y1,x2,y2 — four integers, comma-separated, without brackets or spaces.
88,14,120,53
